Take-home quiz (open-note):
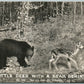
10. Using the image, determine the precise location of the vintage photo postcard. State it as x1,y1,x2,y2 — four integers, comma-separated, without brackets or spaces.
0,2,83,83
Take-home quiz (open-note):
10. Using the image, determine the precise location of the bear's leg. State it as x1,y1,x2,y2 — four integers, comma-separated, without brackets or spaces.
0,60,4,69
0,55,7,69
17,58,27,67
3,56,7,68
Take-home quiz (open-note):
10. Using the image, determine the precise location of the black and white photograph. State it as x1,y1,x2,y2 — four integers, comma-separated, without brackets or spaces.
0,2,84,83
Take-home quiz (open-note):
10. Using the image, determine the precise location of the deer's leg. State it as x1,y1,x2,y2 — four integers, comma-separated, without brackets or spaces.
53,62,58,70
52,55,70,71
67,61,71,71
49,59,52,70
49,58,55,70
69,57,78,70
61,55,78,71
49,62,51,70
52,57,60,70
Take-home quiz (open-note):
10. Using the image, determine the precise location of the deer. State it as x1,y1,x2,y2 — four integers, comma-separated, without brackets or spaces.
49,42,84,71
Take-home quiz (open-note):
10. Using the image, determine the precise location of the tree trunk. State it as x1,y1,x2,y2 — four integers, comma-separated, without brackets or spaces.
73,2,76,25
2,2,4,26
81,2,83,15
10,2,12,23
56,2,58,15
61,2,64,16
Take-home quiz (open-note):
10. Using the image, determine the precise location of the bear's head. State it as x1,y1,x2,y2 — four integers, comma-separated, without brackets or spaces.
26,46,34,61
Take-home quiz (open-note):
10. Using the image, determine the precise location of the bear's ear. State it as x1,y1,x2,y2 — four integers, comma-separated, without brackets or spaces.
32,46,34,50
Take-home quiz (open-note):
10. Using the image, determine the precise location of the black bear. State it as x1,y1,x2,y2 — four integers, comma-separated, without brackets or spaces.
0,39,34,69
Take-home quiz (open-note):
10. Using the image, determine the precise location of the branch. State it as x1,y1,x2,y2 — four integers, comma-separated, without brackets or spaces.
0,28,9,32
